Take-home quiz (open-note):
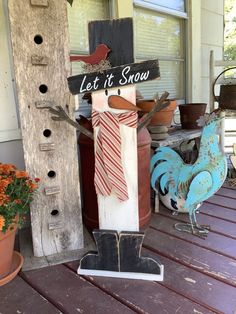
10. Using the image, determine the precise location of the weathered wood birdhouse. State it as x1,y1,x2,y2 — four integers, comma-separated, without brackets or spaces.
8,0,84,263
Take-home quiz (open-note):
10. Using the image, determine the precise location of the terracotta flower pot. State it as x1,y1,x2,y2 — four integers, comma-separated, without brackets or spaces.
179,103,207,129
0,224,17,279
137,99,177,126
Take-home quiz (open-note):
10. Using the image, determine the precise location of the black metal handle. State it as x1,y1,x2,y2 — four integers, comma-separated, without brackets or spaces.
212,66,236,101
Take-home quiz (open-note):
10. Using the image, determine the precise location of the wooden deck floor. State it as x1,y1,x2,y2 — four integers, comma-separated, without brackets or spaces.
0,185,236,314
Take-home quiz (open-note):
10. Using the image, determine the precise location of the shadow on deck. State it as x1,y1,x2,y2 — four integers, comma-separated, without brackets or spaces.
0,185,236,314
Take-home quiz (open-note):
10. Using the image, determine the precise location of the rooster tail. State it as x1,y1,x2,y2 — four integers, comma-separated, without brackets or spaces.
150,147,184,192
150,147,183,172
159,173,171,192
151,161,173,191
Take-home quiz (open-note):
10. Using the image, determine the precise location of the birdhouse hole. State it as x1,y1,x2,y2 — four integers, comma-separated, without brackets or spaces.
51,209,59,216
43,129,51,137
34,34,43,45
39,84,48,94
47,170,56,178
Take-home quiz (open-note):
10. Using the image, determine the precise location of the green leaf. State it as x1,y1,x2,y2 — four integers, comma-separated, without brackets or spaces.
67,0,73,6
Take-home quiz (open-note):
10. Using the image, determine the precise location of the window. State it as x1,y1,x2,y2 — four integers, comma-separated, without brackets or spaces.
134,1,186,101
67,0,110,116
0,1,19,142
67,0,109,75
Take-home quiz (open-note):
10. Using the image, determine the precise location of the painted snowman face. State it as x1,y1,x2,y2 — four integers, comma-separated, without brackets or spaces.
92,85,136,113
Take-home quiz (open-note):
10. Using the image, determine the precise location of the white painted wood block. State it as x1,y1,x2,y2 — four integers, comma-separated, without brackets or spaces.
92,86,139,232
78,266,164,281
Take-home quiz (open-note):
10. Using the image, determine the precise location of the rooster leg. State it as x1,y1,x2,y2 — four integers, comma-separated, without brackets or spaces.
174,210,209,238
191,209,209,238
193,210,210,231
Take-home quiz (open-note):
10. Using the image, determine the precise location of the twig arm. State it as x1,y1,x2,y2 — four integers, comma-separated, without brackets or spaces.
49,106,94,140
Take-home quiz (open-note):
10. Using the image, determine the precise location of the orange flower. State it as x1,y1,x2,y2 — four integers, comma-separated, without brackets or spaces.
29,182,37,190
0,178,12,189
0,193,10,206
14,199,22,204
0,163,16,175
0,163,40,232
15,170,29,179
0,215,5,231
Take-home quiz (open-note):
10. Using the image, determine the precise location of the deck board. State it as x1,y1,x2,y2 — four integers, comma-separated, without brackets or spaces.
1,186,236,314
150,214,236,258
158,206,236,239
200,202,236,222
66,261,215,314
216,186,236,199
144,250,236,314
21,264,136,314
0,276,60,314
144,228,236,286
207,194,236,209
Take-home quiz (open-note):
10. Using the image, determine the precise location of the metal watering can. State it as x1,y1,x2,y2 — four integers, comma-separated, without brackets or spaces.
213,66,236,110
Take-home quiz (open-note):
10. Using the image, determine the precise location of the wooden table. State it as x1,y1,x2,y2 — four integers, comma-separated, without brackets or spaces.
151,126,202,149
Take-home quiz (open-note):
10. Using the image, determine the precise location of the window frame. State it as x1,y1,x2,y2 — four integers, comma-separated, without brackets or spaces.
133,0,188,104
134,0,187,19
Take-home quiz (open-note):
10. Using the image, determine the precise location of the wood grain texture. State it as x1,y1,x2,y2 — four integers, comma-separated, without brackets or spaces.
144,228,236,286
22,265,135,314
89,18,134,67
216,186,236,199
66,260,219,314
143,249,236,314
93,86,139,231
8,0,83,257
5,189,236,313
81,274,215,314
150,213,236,258
206,194,236,209
30,0,48,7
88,19,140,232
151,127,201,148
158,204,236,239
201,202,236,222
0,276,60,314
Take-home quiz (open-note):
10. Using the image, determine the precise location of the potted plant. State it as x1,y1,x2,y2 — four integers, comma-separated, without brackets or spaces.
0,163,39,286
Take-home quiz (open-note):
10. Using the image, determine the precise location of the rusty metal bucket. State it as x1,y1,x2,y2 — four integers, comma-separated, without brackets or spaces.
213,67,236,110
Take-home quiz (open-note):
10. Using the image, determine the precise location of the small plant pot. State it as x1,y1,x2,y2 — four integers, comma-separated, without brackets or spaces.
137,99,177,127
179,103,207,129
0,225,17,279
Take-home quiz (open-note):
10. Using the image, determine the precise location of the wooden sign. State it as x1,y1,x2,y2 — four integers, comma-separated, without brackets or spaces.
48,221,63,230
44,186,60,195
31,55,48,66
35,100,55,109
30,0,49,7
67,59,160,95
39,143,55,151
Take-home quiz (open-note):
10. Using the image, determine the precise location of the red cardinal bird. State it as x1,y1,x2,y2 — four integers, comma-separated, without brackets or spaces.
70,44,110,65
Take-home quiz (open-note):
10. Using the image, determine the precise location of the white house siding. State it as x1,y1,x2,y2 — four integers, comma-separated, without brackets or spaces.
201,0,224,109
0,1,23,167
0,141,25,169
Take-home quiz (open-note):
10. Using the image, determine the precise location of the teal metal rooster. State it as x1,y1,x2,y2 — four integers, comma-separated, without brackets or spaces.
150,110,227,238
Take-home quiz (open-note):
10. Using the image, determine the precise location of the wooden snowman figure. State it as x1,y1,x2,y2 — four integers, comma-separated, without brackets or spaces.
68,18,164,280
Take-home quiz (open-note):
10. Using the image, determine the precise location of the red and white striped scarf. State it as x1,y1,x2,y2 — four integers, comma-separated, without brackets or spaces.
92,110,138,202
